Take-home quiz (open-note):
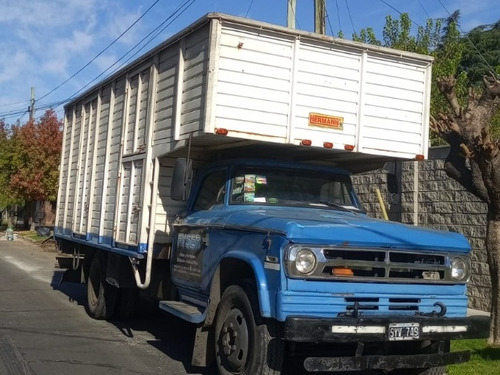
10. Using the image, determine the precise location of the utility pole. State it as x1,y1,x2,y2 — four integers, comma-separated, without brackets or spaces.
29,87,35,121
287,0,296,28
314,0,326,35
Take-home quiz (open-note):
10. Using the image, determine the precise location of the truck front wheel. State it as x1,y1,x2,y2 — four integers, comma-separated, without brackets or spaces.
87,253,117,320
214,283,283,375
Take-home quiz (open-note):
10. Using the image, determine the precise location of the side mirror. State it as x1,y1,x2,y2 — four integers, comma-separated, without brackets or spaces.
171,158,193,201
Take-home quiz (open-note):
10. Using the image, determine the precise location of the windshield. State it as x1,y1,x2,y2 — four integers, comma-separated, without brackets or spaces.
229,166,361,210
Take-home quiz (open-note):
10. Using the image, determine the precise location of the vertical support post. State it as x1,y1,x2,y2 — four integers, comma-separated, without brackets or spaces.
287,0,296,29
29,87,35,121
314,0,326,34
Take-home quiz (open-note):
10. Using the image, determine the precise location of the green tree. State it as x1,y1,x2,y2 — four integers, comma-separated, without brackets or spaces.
460,21,500,86
429,16,500,345
357,12,500,345
0,121,21,208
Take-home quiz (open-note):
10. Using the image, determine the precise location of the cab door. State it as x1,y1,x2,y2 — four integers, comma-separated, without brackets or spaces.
171,167,228,302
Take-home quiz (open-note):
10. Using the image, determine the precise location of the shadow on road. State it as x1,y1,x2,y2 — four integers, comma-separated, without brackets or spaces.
50,272,217,374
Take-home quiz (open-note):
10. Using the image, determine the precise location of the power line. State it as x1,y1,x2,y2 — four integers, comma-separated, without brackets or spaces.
2,0,195,120
324,5,335,36
36,0,161,105
0,99,29,108
245,0,255,17
437,0,498,78
66,0,199,103
344,0,356,36
378,0,423,28
417,0,430,19
334,0,342,35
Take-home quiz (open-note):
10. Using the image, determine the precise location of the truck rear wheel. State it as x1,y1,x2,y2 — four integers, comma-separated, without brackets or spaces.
87,253,117,320
214,283,283,375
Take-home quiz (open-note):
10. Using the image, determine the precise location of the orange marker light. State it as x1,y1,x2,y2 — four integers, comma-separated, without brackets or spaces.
344,144,355,151
215,128,228,136
416,154,425,161
332,267,354,276
323,142,333,149
301,139,312,146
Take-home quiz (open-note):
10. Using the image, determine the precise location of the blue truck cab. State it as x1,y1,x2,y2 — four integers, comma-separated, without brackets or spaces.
159,157,489,374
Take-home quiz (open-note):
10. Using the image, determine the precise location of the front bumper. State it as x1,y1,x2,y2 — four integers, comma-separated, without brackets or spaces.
284,315,490,372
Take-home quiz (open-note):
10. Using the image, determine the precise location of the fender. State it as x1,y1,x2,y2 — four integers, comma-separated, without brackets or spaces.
208,249,273,320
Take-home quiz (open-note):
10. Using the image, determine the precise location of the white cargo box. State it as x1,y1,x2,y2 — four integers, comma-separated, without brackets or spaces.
56,13,433,252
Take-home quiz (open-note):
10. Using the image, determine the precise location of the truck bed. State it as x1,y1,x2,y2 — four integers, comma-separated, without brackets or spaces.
55,13,433,255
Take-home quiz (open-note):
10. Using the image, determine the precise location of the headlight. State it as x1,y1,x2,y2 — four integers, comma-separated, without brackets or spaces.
451,257,468,281
295,248,317,274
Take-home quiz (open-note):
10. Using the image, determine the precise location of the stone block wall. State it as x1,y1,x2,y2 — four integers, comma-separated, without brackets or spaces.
351,147,491,312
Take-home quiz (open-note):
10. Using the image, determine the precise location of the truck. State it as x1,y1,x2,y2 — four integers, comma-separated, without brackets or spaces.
54,13,490,375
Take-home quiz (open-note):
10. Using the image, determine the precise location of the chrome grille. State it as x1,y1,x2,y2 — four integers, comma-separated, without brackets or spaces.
321,248,447,283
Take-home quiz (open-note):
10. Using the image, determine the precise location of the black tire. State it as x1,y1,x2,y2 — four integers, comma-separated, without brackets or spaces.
214,282,284,375
115,288,140,319
87,253,117,320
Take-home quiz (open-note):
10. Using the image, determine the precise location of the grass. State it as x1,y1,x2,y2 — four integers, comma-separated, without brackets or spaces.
18,230,51,242
447,339,500,375
1,226,52,243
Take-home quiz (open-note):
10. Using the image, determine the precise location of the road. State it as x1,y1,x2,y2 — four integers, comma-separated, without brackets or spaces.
0,237,214,375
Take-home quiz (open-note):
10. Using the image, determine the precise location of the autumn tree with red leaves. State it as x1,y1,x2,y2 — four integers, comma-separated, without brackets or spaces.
9,110,62,202
0,110,62,227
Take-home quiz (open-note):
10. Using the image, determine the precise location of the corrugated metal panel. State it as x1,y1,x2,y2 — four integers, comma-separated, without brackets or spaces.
75,99,97,234
291,43,360,147
153,45,178,147
57,110,73,228
125,75,139,154
359,55,428,157
117,159,143,245
137,69,150,149
67,107,82,231
91,85,111,234
178,27,210,139
103,78,126,238
212,26,292,139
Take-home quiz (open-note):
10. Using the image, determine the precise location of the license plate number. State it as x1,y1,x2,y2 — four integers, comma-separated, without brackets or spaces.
388,323,420,341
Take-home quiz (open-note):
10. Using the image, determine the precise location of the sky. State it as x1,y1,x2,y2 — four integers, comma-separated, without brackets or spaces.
0,0,498,124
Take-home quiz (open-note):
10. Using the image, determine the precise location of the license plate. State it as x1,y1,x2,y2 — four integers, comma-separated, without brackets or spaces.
388,323,420,341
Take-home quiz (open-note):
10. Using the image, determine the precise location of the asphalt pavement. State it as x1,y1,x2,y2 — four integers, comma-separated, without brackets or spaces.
0,236,214,375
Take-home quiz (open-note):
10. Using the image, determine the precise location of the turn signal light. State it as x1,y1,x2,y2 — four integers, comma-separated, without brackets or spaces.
215,128,228,136
332,267,354,276
301,139,312,146
323,142,333,149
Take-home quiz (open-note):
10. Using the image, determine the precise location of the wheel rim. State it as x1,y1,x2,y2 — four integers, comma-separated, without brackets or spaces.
219,307,250,372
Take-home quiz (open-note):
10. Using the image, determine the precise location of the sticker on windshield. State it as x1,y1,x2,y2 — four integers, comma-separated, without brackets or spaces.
244,175,256,192
244,192,255,202
256,176,267,184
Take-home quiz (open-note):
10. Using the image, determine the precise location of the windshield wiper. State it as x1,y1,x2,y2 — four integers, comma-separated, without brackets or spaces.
314,201,359,213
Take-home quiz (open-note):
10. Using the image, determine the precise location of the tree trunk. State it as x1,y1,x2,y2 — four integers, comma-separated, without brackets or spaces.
486,216,500,345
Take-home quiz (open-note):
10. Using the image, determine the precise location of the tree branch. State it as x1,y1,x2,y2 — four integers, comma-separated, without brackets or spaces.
436,77,463,117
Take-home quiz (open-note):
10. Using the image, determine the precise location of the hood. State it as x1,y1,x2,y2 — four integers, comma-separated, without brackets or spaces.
213,207,470,253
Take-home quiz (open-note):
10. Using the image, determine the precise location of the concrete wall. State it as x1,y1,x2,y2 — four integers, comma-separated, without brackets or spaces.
351,146,491,312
